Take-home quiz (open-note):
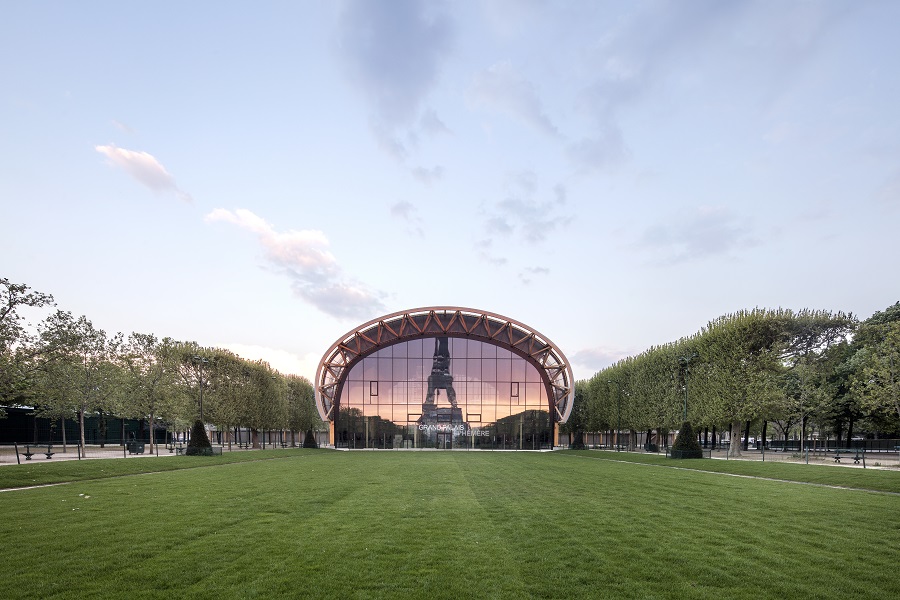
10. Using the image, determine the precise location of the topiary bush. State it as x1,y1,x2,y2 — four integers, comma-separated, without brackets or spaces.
670,421,704,459
303,429,318,448
569,431,586,450
185,420,213,456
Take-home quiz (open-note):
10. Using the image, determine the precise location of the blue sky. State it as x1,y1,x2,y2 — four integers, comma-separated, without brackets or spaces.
2,0,898,381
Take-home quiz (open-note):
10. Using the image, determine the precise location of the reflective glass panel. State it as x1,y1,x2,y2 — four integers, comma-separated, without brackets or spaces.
335,337,551,449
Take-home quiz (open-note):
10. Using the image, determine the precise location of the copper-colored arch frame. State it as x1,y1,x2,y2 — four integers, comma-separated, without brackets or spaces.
315,307,575,439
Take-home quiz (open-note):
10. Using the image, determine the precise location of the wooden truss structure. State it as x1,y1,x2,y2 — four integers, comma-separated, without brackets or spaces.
315,307,575,424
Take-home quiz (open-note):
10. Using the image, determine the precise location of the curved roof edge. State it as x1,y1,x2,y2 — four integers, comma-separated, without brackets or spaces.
315,306,575,424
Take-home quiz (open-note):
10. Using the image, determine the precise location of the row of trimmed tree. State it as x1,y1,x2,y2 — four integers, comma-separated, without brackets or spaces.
567,304,900,456
1,277,321,451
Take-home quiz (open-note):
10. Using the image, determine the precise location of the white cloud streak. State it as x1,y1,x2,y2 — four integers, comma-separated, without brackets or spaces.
95,144,191,202
205,208,385,319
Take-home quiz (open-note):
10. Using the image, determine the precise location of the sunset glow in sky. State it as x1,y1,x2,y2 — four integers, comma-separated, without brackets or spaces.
2,1,898,381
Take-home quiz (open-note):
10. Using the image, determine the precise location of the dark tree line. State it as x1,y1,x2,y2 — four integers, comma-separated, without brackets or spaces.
1,277,322,448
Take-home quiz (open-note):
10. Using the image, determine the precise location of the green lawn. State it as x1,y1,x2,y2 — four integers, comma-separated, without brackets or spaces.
560,449,900,494
1,450,898,599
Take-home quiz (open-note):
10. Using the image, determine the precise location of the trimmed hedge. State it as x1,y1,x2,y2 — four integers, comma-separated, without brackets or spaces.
303,429,318,448
670,421,704,459
186,420,212,451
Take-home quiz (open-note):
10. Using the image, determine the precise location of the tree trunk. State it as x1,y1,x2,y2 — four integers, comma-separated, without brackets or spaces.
148,413,155,454
98,411,107,448
728,421,742,457
761,421,768,450
79,406,86,455
703,427,708,448
61,417,67,453
742,420,751,451
711,426,717,449
836,420,844,448
847,417,854,447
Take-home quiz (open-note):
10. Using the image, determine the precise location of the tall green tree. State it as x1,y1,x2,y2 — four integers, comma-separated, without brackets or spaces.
121,333,187,453
778,309,856,450
852,318,900,430
36,311,124,450
694,310,785,457
286,374,319,446
0,277,55,412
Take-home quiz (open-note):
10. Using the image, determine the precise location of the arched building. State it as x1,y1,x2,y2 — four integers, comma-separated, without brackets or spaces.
314,307,574,449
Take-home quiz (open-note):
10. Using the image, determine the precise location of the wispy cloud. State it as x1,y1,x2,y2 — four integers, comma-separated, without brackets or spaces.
571,346,629,374
95,144,191,202
389,200,424,237
111,119,136,134
481,175,572,259
566,128,627,173
639,205,758,265
468,61,560,137
519,266,550,286
336,0,454,161
565,1,851,173
205,208,385,319
475,239,507,266
410,165,444,185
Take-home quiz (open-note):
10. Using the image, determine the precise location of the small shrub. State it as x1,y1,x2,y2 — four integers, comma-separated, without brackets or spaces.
185,420,212,455
670,421,704,459
303,430,318,448
570,432,586,450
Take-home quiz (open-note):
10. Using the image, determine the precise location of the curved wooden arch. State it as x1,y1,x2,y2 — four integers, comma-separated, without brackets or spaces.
315,307,575,427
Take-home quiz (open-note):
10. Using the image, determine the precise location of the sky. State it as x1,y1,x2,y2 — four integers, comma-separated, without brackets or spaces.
2,0,899,383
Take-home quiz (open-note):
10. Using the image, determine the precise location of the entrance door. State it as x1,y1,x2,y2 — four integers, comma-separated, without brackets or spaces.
437,432,452,449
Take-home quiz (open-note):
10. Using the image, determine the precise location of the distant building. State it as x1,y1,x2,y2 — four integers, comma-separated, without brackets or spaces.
314,307,574,449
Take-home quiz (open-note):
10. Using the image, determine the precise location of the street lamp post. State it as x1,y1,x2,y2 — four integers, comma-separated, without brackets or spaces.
192,355,209,422
608,380,622,451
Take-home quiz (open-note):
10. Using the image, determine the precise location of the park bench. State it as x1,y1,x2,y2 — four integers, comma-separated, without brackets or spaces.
833,448,864,464
22,444,54,460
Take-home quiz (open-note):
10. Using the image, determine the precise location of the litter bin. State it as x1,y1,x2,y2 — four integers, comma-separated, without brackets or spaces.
127,441,145,455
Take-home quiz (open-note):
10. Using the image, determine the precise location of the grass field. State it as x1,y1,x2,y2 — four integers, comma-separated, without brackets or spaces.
1,450,898,599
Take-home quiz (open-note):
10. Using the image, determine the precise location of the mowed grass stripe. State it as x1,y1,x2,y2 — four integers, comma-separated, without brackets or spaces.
1,451,898,599
0,448,320,490
545,452,898,598
307,453,527,598
557,449,900,494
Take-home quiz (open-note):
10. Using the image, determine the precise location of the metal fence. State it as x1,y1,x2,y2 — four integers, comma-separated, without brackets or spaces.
0,440,309,465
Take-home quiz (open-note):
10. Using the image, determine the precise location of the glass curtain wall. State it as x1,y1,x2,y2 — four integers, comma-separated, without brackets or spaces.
335,337,552,449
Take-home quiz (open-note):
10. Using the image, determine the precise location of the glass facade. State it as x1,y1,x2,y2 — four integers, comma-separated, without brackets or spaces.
334,336,552,449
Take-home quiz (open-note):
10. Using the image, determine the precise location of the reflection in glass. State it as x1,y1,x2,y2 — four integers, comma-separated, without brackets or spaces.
336,337,551,449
